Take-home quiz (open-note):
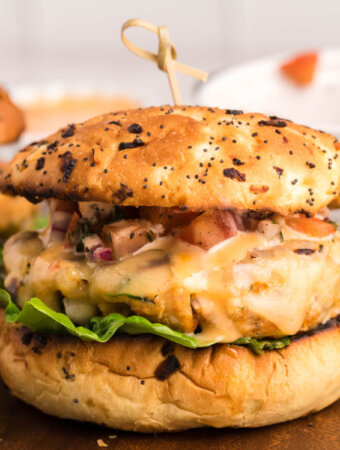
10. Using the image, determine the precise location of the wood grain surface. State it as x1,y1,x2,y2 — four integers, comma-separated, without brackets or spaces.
0,381,339,450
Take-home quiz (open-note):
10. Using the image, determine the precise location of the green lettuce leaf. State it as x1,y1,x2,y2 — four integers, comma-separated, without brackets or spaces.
0,290,200,347
232,336,291,355
0,289,291,354
32,214,49,230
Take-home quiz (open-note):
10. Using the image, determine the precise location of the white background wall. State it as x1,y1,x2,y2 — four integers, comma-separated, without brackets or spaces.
1,0,340,104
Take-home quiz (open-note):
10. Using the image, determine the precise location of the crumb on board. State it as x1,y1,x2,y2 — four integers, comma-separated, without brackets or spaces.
97,439,108,447
109,435,117,439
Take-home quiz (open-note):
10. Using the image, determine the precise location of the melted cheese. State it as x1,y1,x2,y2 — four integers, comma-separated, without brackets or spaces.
233,249,323,335
4,226,340,344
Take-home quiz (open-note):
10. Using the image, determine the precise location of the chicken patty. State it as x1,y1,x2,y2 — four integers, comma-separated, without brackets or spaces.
3,202,340,344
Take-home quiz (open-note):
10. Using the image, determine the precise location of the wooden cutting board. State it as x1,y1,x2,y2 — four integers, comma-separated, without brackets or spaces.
0,381,340,450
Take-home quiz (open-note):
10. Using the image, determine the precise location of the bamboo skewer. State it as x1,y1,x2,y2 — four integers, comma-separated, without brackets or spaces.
121,18,208,105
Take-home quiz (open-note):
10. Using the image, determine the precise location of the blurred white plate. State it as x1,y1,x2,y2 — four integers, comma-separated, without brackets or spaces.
194,48,340,137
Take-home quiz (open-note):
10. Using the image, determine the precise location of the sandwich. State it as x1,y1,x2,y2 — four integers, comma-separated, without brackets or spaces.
0,106,340,432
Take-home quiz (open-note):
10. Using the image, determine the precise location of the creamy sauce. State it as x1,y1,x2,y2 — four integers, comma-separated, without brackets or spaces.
4,226,340,344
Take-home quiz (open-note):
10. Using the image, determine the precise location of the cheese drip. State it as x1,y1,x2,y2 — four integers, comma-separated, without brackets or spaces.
4,227,340,344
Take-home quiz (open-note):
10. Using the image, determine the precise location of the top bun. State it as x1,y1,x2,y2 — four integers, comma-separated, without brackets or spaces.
1,106,339,215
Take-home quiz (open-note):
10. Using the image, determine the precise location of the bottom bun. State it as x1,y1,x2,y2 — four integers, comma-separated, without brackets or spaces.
0,310,340,432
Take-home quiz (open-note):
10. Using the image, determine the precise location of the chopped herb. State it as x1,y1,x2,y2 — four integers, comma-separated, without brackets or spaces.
232,336,291,355
118,139,144,151
279,231,284,243
226,109,243,115
294,248,315,255
146,231,155,242
62,367,75,380
232,157,244,166
223,167,246,182
128,123,143,134
273,166,284,177
258,119,287,128
108,293,154,303
35,157,45,171
61,124,75,138
74,219,93,252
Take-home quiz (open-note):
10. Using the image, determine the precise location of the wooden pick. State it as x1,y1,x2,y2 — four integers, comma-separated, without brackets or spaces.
121,18,208,105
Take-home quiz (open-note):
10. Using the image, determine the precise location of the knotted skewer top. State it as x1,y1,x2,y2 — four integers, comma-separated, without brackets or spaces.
121,18,208,105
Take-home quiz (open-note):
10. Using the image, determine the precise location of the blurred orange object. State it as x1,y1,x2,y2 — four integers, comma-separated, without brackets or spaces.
280,52,318,86
0,87,25,144
22,95,138,134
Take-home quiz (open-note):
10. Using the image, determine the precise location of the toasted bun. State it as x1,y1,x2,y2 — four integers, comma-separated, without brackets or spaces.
1,310,340,432
0,107,339,215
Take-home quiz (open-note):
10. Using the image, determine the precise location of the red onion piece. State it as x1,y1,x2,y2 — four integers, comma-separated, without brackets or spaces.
94,247,113,261
51,211,74,233
83,235,113,262
231,211,245,231
48,210,74,244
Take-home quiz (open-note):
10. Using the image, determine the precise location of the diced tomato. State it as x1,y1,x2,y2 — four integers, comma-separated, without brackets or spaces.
178,210,237,250
280,52,318,86
48,260,61,273
102,220,156,260
286,215,336,237
140,207,200,233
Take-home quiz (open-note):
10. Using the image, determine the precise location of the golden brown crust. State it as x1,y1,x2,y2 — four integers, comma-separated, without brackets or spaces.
0,107,339,214
0,87,25,144
1,310,340,432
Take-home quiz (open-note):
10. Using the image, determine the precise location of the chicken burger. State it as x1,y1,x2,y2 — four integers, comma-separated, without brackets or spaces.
0,106,340,431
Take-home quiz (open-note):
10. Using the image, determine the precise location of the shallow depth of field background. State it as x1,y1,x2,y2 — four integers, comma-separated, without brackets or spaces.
1,0,340,105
